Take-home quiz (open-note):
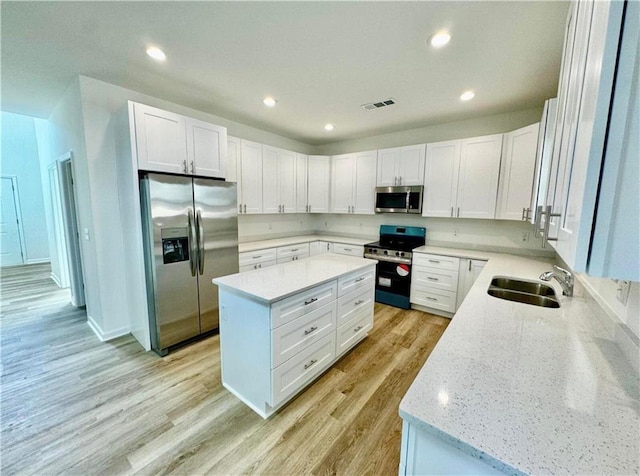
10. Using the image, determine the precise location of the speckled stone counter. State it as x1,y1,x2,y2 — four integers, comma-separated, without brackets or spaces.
400,248,640,475
238,234,373,253
213,253,377,303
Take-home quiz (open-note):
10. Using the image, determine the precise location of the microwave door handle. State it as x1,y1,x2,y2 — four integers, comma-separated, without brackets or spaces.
187,209,197,277
196,209,204,275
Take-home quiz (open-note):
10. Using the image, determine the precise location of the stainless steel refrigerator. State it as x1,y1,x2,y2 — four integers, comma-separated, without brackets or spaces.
140,173,238,355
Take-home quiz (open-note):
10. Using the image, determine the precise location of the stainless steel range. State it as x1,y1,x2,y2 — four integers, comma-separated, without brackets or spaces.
364,225,426,309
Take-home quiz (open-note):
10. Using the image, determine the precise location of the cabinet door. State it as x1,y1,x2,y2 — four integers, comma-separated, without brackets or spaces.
186,117,227,178
262,145,280,214
397,144,426,186
295,154,308,213
353,151,377,215
134,103,187,174
376,148,399,186
308,156,330,213
530,99,558,225
279,149,296,214
331,154,354,214
227,137,241,213
423,140,460,217
496,123,540,221
457,134,503,219
240,140,263,214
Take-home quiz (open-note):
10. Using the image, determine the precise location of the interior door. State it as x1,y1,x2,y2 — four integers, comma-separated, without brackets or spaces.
193,178,239,333
0,177,24,267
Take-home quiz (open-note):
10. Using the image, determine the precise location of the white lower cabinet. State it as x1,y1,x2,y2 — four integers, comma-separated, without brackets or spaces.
239,248,277,272
456,259,487,309
309,241,333,256
219,265,375,418
333,243,365,257
276,243,310,263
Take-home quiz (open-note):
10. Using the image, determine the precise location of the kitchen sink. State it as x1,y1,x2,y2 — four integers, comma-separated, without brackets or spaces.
487,276,560,308
490,277,556,296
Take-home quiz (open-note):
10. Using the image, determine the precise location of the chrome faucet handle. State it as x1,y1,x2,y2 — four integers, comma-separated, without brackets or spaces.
552,264,572,278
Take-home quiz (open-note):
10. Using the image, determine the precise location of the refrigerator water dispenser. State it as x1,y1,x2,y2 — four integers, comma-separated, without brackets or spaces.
161,227,189,264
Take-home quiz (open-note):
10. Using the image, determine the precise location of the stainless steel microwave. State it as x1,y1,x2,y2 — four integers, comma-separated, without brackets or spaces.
375,186,423,214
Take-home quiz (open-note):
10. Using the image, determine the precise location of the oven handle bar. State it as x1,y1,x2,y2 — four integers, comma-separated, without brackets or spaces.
363,253,412,264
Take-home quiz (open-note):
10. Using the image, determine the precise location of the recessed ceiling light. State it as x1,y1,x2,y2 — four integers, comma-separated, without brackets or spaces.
429,31,451,48
146,47,166,62
460,90,475,101
263,97,277,107
324,123,335,131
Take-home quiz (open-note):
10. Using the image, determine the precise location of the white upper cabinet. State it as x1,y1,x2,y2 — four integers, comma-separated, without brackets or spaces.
186,117,227,178
307,156,330,213
530,99,558,227
496,123,540,221
295,154,308,213
376,145,425,186
331,151,377,215
423,134,502,219
262,146,296,214
540,0,626,276
226,136,240,184
239,140,263,214
134,103,188,174
133,102,227,178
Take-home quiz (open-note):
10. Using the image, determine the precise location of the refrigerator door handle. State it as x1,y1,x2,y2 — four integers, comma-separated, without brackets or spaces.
196,209,205,275
188,208,197,277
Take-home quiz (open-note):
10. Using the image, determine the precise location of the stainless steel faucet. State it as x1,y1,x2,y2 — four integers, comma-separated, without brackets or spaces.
540,265,574,297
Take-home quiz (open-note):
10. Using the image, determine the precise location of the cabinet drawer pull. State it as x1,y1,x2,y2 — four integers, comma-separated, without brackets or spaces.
428,259,440,264
252,255,262,259
258,264,262,268
354,325,364,332
183,160,188,173
304,326,318,335
427,277,439,281
304,359,318,370
291,248,299,252
355,276,365,282
243,204,247,213
354,299,364,306
344,248,352,252
304,297,318,305
426,297,438,301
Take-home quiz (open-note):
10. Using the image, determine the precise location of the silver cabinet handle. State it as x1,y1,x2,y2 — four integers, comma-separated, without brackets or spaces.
542,205,561,245
355,299,364,305
355,276,365,282
427,277,439,281
468,260,472,272
304,359,317,370
534,205,544,237
254,264,258,269
304,326,318,335
426,297,438,301
354,325,364,332
428,259,440,263
190,161,195,174
394,176,398,185
243,204,247,213
450,207,454,217
308,205,311,213
196,209,204,275
252,255,262,259
187,209,197,277
399,176,402,185
344,248,352,252
457,207,460,217
183,160,188,174
304,297,318,305
281,204,285,213
291,248,299,252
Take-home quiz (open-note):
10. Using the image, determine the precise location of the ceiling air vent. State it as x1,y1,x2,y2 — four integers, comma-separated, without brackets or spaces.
361,98,396,111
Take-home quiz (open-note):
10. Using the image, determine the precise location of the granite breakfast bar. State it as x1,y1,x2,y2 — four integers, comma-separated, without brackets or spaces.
213,254,377,418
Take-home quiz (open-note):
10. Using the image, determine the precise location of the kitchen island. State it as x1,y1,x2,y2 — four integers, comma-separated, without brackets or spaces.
213,254,377,418
399,247,639,475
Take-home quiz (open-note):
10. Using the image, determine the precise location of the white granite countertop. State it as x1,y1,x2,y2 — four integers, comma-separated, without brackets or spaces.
401,248,640,474
213,254,377,303
239,234,373,253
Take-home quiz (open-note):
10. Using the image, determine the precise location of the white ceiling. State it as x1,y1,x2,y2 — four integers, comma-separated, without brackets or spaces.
1,1,569,145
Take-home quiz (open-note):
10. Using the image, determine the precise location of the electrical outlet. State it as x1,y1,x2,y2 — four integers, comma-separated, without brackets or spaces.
521,232,530,242
616,280,631,305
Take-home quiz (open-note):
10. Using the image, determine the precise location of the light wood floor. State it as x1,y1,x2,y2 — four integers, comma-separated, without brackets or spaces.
0,264,449,475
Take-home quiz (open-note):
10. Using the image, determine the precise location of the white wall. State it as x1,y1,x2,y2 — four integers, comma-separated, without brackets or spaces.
239,214,315,242
0,111,50,263
313,107,544,156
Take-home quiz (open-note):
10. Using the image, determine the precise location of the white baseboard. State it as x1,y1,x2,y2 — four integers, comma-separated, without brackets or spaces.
50,272,63,288
87,314,130,342
26,258,51,264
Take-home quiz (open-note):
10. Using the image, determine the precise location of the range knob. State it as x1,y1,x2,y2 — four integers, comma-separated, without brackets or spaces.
400,252,405,257
383,250,388,255
395,251,400,257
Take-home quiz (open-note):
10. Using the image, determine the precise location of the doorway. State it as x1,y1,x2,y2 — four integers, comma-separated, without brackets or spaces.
0,176,26,267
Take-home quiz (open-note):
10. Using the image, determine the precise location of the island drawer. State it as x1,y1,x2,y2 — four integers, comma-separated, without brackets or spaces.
336,309,373,357
412,267,459,292
338,266,375,297
410,287,456,313
271,301,337,368
271,281,337,329
412,253,460,271
271,333,335,407
337,287,374,325
239,248,277,267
